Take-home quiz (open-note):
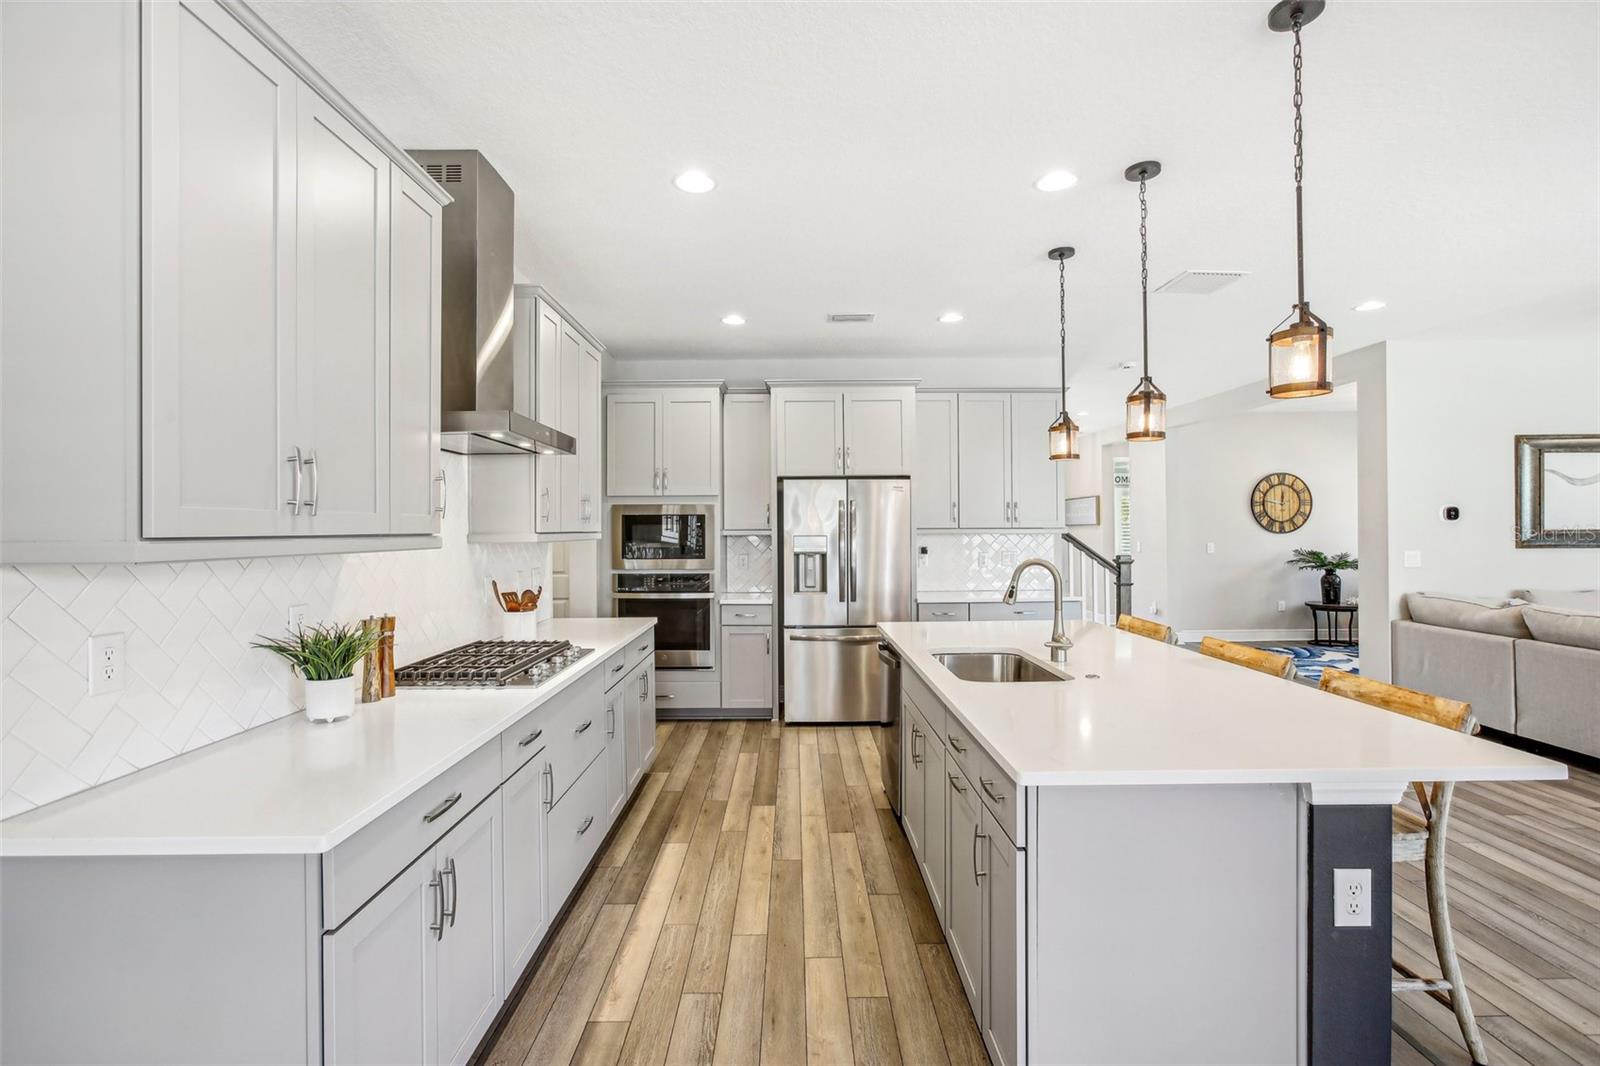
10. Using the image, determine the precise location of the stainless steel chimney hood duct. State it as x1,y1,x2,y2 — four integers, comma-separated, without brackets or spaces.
408,149,575,456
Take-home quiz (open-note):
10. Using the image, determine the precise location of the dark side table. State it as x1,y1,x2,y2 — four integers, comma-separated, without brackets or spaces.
1306,601,1358,646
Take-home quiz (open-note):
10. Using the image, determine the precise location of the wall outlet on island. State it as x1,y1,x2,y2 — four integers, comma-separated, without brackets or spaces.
1333,868,1372,928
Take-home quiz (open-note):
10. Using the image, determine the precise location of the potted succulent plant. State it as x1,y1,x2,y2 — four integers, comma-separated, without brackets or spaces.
1286,548,1358,605
253,621,382,723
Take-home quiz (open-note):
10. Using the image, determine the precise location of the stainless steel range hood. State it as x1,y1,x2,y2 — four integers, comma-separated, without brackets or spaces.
409,149,575,457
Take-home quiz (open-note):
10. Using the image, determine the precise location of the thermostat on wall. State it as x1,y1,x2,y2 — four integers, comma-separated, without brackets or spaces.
1441,506,1460,521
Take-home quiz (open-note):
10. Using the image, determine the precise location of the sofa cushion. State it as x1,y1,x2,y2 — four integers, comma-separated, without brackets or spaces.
1512,588,1600,612
1514,639,1600,759
1391,620,1516,732
1405,592,1531,639
1523,605,1600,651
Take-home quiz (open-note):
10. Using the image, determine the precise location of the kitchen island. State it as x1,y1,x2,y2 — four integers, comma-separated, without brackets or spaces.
878,619,1565,1066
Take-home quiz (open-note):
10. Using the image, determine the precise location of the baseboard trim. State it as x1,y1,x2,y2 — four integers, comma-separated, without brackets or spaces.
1177,628,1316,645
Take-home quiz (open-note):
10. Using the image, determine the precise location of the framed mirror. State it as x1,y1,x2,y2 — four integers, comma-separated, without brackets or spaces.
1515,434,1600,548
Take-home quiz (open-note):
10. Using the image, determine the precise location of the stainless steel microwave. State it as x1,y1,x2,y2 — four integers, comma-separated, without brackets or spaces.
611,504,715,571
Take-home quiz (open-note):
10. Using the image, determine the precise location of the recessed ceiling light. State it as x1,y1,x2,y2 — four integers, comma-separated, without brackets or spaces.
1076,410,1089,418
1034,170,1079,192
938,311,964,324
721,313,745,326
673,170,715,194
1353,299,1386,312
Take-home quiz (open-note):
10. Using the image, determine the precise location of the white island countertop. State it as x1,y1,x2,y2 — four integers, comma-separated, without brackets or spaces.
879,620,1565,797
0,619,654,858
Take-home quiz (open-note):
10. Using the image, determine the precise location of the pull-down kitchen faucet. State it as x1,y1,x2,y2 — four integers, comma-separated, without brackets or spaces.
1004,558,1073,662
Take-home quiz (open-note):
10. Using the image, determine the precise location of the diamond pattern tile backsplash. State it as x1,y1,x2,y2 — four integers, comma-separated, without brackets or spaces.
724,535,774,594
916,532,1059,593
0,454,549,818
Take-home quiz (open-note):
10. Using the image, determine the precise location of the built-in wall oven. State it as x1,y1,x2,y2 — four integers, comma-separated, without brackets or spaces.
612,573,715,669
612,504,715,571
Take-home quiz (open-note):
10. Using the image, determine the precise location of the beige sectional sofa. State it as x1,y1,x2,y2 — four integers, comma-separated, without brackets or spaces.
1392,589,1600,760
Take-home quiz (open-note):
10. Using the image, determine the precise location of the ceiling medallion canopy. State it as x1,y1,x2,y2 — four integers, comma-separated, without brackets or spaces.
1265,0,1335,399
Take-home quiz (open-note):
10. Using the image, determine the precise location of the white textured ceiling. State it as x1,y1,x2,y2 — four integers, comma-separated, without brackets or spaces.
257,1,1598,425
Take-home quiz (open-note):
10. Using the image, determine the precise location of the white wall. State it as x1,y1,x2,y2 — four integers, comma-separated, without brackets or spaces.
0,454,552,816
1165,412,1359,640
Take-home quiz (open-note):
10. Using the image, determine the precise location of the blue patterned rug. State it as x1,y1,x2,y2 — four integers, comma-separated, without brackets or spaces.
1261,645,1360,684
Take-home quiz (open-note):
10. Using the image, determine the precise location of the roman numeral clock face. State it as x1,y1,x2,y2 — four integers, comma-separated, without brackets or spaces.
1251,472,1312,534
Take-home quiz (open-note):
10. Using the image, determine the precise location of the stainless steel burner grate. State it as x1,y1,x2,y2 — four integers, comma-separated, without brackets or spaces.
395,639,591,688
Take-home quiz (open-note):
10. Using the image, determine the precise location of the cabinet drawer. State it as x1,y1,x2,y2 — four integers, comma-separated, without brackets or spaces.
323,739,500,929
624,629,655,673
917,602,970,622
656,677,721,711
720,603,773,627
969,735,1022,848
969,601,1053,622
543,670,607,807
902,665,946,739
546,744,613,911
600,649,630,692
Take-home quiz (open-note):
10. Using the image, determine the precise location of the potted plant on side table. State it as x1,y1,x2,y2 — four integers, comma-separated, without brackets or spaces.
254,622,382,723
1286,548,1358,605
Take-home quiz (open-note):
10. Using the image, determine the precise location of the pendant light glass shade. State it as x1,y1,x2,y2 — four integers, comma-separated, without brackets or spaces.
1266,0,1334,399
1049,410,1079,460
1125,376,1166,441
1047,246,1079,460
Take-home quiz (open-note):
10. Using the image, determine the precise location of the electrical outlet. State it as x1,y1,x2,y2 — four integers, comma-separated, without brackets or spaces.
1277,600,1286,612
1403,550,1423,569
1206,542,1215,555
1333,868,1372,928
288,604,308,630
88,633,126,696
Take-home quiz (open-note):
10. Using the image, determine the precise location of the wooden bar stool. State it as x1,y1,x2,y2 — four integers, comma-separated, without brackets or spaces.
1197,636,1296,679
1318,668,1487,1064
1115,613,1176,644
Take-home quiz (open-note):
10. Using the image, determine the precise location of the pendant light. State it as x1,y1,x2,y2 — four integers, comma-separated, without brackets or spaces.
1124,161,1166,441
1265,0,1334,398
1047,246,1079,460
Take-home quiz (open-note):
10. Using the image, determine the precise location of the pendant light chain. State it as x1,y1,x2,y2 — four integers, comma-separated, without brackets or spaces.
1058,255,1069,413
1292,15,1307,309
1139,176,1150,378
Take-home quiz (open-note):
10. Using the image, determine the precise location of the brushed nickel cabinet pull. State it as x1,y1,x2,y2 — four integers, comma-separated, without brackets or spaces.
422,791,462,823
285,448,304,514
612,661,626,674
577,815,594,836
949,773,968,794
542,763,554,809
435,467,447,517
429,872,444,940
980,778,1005,804
948,735,966,754
973,824,987,883
441,857,457,926
303,450,320,516
574,719,592,734
518,728,543,748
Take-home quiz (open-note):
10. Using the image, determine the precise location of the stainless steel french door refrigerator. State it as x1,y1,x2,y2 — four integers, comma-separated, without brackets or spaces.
780,478,912,723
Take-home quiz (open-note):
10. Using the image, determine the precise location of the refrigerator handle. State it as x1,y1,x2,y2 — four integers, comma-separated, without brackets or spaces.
837,500,848,603
848,498,858,602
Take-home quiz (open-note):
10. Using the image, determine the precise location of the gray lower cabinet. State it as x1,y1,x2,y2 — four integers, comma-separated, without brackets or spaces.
324,793,502,1066
945,762,983,1006
720,625,773,711
982,806,1024,1066
625,658,656,789
902,699,946,923
604,684,628,821
501,755,549,993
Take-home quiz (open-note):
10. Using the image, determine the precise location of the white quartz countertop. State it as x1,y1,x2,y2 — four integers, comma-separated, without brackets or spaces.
878,620,1565,795
0,619,654,858
916,589,1077,604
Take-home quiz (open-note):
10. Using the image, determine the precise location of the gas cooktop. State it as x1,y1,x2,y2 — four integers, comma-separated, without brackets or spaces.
395,639,594,689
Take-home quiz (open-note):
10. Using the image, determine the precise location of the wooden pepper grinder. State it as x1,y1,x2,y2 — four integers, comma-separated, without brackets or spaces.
380,616,397,698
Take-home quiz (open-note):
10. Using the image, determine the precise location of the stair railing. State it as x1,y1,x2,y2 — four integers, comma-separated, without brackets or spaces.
1060,532,1133,625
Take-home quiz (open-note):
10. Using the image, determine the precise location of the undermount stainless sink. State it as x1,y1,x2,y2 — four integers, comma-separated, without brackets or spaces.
934,652,1070,683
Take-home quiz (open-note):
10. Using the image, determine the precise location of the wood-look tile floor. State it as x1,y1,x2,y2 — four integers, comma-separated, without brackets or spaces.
485,719,1599,1066
485,720,989,1066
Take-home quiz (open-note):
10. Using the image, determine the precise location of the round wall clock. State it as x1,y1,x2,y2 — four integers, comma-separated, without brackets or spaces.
1251,472,1312,533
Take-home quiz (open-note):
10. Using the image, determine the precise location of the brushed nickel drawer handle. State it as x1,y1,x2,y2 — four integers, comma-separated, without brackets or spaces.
948,736,967,754
429,872,444,940
575,719,593,734
441,857,457,927
637,641,649,654
423,791,462,823
577,815,594,835
733,612,758,618
662,693,677,700
979,778,1005,804
973,824,987,882
612,661,625,674
518,729,543,748
948,773,968,794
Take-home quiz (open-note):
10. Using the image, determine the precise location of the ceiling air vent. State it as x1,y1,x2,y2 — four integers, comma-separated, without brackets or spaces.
1154,269,1248,295
423,162,464,184
827,313,876,323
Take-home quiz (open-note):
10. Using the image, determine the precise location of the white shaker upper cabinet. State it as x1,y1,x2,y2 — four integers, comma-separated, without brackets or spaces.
388,167,444,534
1007,392,1064,529
914,392,959,528
605,393,662,496
842,387,914,475
142,0,299,538
555,320,584,532
533,299,565,533
771,387,844,476
575,341,603,530
721,393,773,531
956,394,1010,528
661,390,721,496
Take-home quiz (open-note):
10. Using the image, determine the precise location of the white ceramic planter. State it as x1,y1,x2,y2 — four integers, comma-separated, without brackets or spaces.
304,675,357,724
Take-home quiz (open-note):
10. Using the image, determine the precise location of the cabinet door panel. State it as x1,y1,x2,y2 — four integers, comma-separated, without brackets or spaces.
606,686,628,820
501,758,548,992
434,797,502,1066
556,322,583,529
388,168,442,533
534,301,564,530
1009,392,1063,528
956,395,1009,528
843,388,913,475
297,92,390,535
661,392,720,496
901,710,925,861
914,393,959,528
774,392,843,476
638,665,658,771
323,849,436,1066
576,343,602,529
945,767,983,1008
722,394,772,530
921,739,947,925
720,626,773,710
143,0,297,538
982,809,1023,1066
606,393,661,497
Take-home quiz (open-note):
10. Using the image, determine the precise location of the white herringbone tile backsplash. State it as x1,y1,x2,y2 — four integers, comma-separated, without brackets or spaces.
0,454,548,817
916,532,1060,593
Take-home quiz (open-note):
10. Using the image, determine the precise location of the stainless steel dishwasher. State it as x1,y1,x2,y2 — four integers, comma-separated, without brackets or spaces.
876,640,902,814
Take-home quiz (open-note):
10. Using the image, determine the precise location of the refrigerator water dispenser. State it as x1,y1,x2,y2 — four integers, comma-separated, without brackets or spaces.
791,535,828,593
